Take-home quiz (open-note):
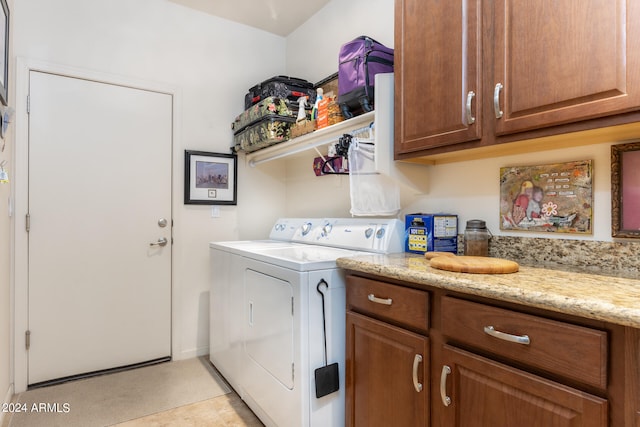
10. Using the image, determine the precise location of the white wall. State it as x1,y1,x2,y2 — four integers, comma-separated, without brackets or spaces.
282,0,619,243
11,0,289,371
282,0,397,218
0,0,15,417
405,143,613,241
286,0,394,84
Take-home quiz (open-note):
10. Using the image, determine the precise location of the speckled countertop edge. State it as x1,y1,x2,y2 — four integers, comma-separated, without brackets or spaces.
337,253,640,328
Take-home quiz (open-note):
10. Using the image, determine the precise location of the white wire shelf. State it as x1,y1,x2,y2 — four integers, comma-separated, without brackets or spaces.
244,111,375,167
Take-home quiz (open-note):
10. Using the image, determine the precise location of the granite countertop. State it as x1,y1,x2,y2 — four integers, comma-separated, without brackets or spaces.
337,253,640,329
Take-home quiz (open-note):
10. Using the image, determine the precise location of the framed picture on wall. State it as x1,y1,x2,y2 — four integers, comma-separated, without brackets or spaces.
184,150,237,205
0,0,8,106
611,141,640,238
499,160,593,234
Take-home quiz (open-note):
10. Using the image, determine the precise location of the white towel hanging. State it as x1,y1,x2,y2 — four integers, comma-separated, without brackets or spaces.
348,139,400,217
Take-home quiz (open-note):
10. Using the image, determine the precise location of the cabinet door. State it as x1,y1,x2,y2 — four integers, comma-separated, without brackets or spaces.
346,311,429,427
439,345,607,427
394,0,482,155
493,0,640,135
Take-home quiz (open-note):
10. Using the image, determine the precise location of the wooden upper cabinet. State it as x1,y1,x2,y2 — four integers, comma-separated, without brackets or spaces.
493,0,640,135
395,0,640,159
394,0,482,155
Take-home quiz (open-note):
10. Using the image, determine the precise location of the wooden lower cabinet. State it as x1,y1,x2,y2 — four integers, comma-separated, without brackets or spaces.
439,345,608,427
346,311,429,427
344,274,640,426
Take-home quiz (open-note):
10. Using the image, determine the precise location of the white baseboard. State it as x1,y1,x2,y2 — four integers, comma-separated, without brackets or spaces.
0,383,15,427
177,346,209,360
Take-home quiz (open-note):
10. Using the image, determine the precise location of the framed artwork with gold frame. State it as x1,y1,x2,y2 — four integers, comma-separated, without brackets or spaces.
612,142,640,238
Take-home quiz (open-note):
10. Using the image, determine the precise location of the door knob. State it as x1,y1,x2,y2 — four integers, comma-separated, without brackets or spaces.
150,237,168,247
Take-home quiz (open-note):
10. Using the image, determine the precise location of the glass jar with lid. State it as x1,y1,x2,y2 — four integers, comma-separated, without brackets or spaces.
464,219,491,257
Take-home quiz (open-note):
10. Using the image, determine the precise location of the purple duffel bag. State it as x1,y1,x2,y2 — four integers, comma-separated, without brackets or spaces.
337,36,394,119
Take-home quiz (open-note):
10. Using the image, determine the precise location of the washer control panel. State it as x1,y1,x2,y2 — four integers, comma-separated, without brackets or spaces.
271,218,403,253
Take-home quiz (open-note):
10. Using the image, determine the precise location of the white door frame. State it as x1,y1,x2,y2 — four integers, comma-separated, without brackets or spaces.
12,57,182,393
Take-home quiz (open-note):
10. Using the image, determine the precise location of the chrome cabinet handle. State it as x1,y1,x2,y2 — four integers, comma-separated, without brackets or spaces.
412,354,423,393
440,365,452,407
484,325,530,345
150,237,168,247
494,83,504,118
466,91,476,125
367,294,392,305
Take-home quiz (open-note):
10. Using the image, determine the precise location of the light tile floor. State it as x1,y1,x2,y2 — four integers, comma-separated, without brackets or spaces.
1,363,264,427
112,392,264,427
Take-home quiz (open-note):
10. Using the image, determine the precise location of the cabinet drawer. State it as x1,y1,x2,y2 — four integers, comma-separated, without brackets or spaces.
347,275,429,333
441,297,607,389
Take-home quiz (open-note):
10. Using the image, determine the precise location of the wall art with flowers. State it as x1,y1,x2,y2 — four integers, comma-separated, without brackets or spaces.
499,160,592,234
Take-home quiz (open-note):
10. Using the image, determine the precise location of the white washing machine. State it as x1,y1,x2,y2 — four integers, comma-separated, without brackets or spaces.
209,218,404,427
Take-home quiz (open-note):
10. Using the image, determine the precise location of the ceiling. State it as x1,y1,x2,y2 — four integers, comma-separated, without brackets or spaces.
169,0,332,36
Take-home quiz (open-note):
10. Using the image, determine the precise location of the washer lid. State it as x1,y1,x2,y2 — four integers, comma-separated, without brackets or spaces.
244,245,364,271
209,240,303,256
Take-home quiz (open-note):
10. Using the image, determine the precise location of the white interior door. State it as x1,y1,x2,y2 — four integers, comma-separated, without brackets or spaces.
27,71,172,385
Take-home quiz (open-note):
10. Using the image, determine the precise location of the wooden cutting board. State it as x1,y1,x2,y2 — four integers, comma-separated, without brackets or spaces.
424,251,456,260
430,255,519,274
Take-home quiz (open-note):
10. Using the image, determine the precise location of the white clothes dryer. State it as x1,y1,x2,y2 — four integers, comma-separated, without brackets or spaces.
209,218,404,427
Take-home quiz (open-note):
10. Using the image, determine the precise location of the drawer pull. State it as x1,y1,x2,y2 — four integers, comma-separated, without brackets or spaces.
466,91,476,125
440,365,452,407
367,294,393,306
494,83,504,118
484,325,530,345
412,354,423,393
